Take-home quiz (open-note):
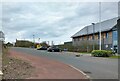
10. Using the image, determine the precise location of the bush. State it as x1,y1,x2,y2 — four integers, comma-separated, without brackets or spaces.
91,50,113,57
106,51,113,56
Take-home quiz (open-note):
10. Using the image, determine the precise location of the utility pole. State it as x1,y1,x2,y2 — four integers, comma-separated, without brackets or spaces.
99,2,102,50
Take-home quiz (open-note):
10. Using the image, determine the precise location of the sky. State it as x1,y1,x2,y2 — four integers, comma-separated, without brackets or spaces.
1,1,118,45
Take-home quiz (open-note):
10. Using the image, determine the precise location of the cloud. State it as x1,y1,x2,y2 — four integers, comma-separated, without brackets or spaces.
2,2,118,44
2,0,120,2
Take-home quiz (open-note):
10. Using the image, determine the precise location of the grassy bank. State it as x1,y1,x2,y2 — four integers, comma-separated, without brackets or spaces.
108,55,120,59
2,48,34,79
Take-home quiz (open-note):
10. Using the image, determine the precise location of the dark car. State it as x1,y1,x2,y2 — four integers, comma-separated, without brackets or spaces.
37,46,47,50
47,46,61,52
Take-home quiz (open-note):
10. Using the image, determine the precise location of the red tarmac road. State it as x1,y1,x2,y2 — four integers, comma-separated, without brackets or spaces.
9,50,88,79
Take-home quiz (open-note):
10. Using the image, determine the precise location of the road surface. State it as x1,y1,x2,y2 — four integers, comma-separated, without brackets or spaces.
10,47,118,79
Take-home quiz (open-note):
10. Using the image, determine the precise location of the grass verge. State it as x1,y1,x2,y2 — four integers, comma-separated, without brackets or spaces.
2,48,34,79
80,52,91,54
108,55,120,59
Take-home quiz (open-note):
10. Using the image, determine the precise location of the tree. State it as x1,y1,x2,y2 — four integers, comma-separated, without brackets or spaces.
40,41,49,47
15,39,34,48
6,42,13,47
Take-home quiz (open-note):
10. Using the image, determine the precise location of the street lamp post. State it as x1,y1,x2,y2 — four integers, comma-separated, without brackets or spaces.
118,2,120,54
33,34,35,43
92,23,95,50
87,26,89,52
32,34,35,48
99,2,102,50
38,38,40,43
117,18,120,54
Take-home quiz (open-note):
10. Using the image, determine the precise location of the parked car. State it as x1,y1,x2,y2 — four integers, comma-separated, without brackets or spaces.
37,46,47,50
47,46,61,52
63,48,68,51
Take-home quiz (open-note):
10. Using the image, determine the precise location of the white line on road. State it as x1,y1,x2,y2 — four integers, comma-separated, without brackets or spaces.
69,65,91,79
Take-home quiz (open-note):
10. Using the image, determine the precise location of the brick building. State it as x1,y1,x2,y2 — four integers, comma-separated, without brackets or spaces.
71,17,118,52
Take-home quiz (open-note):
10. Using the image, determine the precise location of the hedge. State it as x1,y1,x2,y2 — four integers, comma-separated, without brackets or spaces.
91,50,113,57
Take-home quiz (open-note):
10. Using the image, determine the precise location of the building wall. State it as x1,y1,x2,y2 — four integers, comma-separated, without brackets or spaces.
72,31,113,52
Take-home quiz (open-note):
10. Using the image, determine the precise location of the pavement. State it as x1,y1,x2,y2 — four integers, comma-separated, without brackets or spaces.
9,49,88,79
10,47,118,79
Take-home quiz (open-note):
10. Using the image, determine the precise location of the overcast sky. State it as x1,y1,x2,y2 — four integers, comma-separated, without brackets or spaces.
1,2,118,45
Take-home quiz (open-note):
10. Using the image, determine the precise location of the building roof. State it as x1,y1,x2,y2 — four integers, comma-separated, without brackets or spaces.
64,41,72,45
71,17,118,38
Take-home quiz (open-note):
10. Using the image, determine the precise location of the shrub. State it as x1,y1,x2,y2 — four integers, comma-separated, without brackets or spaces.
91,50,113,57
106,51,114,57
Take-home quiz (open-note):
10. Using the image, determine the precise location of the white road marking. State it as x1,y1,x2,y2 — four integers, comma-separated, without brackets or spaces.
69,65,91,79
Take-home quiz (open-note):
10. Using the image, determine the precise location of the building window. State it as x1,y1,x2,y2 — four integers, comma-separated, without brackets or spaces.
98,34,100,39
113,31,118,46
92,35,94,40
82,37,84,40
74,38,76,41
103,33,106,39
80,37,81,41
106,32,109,39
87,36,89,40
90,36,92,40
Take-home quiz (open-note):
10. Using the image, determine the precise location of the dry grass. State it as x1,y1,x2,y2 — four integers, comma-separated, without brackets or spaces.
2,48,34,79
